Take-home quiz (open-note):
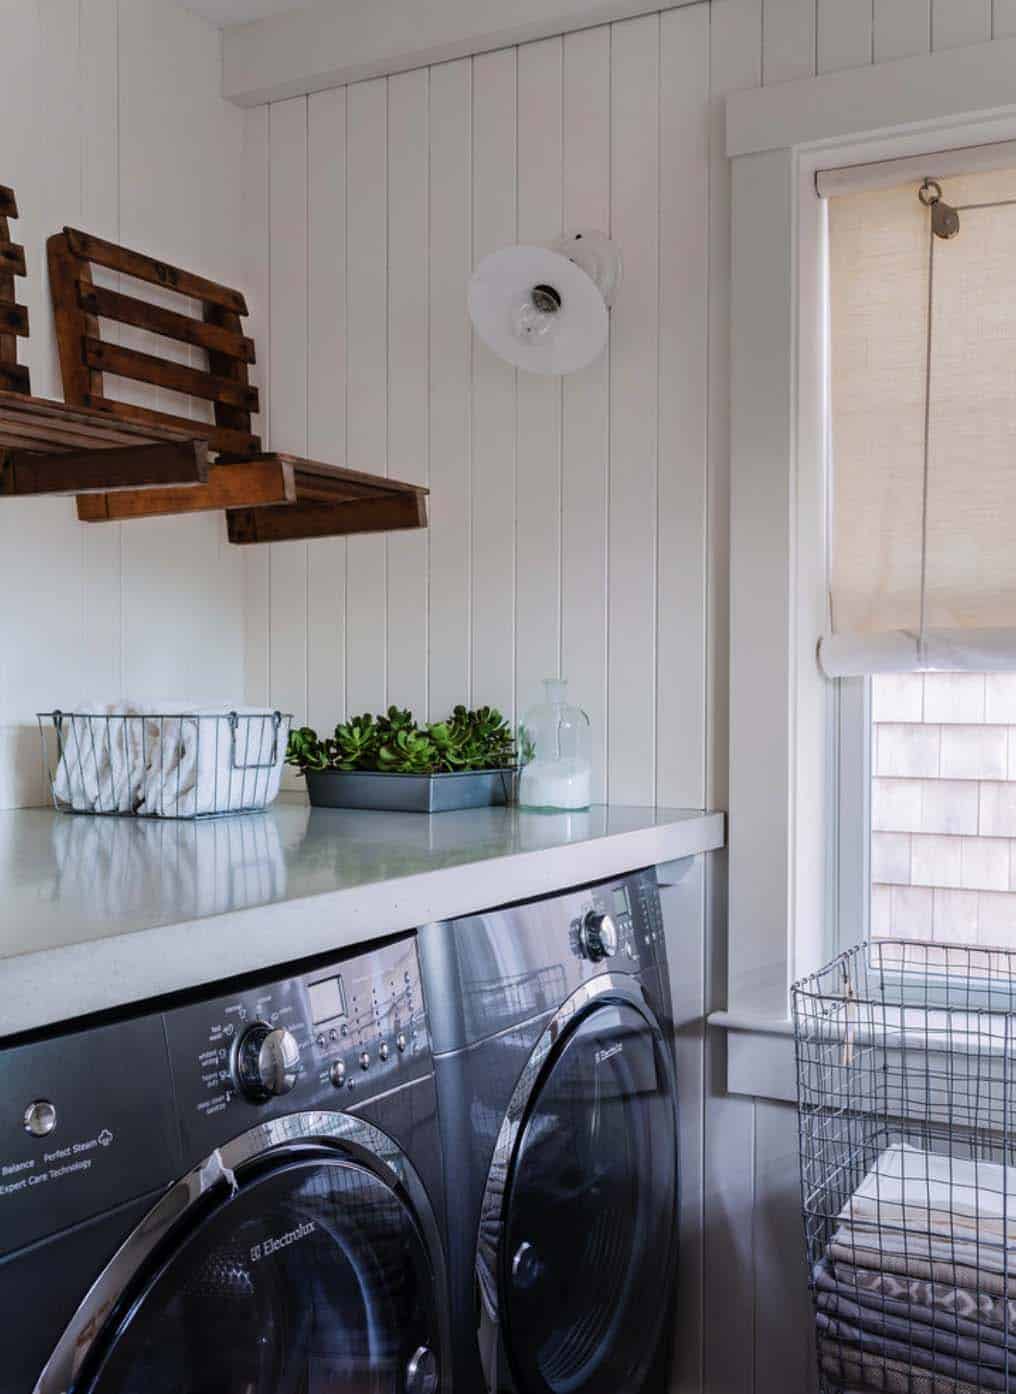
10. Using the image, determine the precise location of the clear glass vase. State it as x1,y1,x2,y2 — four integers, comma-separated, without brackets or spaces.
518,679,592,811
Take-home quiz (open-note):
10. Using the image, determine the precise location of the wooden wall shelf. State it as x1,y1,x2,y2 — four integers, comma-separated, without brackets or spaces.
46,224,429,545
0,391,207,496
0,185,207,498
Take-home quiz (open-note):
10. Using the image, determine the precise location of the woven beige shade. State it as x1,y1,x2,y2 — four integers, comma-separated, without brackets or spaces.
824,166,1016,675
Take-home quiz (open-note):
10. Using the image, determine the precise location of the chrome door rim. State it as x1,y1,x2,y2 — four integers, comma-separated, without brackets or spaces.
474,974,675,1393
35,1107,442,1394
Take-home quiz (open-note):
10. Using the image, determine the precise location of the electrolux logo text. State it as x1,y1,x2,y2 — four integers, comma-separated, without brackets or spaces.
250,1219,316,1263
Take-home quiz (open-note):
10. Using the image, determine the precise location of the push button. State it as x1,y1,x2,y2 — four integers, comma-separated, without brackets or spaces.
359,1051,371,1071
24,1100,57,1138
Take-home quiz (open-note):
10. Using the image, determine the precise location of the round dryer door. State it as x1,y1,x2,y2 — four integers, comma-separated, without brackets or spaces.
495,998,678,1394
69,1146,441,1394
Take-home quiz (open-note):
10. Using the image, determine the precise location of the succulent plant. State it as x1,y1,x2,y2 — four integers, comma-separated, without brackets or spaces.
286,705,516,776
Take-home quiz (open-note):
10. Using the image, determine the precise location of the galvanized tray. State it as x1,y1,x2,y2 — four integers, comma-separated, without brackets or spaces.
305,767,515,813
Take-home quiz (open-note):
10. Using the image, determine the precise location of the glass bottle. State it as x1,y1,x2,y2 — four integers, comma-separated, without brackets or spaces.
518,679,592,811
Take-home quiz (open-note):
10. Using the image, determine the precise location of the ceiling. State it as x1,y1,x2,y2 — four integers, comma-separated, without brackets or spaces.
181,0,313,27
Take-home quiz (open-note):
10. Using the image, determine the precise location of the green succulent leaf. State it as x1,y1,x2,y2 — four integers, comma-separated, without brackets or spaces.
286,705,517,776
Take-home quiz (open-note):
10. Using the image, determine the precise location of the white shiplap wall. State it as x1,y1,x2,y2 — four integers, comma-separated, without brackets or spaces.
0,0,247,808
241,7,711,809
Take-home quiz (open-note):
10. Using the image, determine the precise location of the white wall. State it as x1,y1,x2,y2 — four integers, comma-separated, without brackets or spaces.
240,8,712,810
0,0,247,808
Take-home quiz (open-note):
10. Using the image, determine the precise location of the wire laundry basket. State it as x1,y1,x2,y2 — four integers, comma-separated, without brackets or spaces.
794,939,1016,1394
38,709,292,819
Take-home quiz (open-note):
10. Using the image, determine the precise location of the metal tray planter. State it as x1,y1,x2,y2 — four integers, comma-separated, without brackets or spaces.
304,767,515,813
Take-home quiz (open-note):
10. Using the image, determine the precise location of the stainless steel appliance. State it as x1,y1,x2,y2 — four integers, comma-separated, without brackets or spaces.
0,933,447,1394
419,868,679,1394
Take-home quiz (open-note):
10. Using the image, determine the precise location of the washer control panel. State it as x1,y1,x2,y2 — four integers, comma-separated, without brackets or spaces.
164,934,429,1163
570,877,648,969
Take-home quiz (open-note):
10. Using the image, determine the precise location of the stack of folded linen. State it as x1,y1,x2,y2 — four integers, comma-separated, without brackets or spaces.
818,1142,1016,1394
51,703,286,816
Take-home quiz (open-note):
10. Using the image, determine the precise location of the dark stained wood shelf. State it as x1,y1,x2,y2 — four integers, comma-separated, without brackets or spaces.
47,224,429,544
0,186,208,498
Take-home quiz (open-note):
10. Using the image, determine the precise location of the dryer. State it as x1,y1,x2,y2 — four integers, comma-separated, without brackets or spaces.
0,932,447,1394
419,867,679,1394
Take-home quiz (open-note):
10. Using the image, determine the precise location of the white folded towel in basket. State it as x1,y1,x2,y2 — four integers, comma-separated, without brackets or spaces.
51,703,157,813
51,703,286,817
138,707,287,817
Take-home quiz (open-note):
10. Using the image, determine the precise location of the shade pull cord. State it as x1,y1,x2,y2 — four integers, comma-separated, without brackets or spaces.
917,181,940,662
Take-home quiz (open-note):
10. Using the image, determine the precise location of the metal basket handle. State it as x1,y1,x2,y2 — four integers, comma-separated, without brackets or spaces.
229,711,284,771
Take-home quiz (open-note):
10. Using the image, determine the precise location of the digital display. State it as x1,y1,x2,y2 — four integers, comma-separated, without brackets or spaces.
613,887,628,916
308,976,346,1025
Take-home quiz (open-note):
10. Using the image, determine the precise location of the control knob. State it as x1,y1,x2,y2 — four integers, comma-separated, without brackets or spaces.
233,1022,301,1102
578,911,619,962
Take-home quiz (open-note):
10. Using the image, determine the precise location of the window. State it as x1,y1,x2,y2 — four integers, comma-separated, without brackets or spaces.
869,673,1016,949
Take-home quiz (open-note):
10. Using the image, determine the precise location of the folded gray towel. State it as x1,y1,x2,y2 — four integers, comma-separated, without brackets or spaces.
816,1311,1015,1393
821,1340,982,1394
815,1259,1016,1364
829,1238,1016,1300
833,1259,1016,1335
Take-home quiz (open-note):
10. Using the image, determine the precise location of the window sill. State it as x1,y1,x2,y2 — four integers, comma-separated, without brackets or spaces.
708,1009,797,1103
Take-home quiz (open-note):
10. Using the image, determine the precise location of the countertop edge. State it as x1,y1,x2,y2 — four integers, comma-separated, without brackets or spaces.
2,809,724,1039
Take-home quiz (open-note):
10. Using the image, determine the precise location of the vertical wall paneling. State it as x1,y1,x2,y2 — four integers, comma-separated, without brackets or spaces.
427,59,473,719
307,87,348,732
753,1101,816,1391
515,38,564,723
267,95,310,733
657,4,710,810
561,25,611,802
386,69,430,718
763,0,816,82
470,49,517,721
705,3,761,1391
116,0,246,706
932,0,991,49
78,0,123,705
817,0,873,71
241,104,272,708
345,78,390,716
607,15,659,806
873,0,931,61
0,1,247,808
994,0,1016,37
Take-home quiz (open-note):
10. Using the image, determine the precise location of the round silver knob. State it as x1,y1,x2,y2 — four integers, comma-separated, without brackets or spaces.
24,1100,57,1138
396,1033,407,1052
234,1023,300,1102
359,1050,371,1071
329,1060,346,1088
405,1345,439,1394
378,1041,390,1062
579,911,619,962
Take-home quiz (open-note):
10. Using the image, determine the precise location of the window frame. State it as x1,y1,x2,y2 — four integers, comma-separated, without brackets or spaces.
723,41,1016,1050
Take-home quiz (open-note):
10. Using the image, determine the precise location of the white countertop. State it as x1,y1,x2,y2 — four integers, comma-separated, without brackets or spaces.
0,797,724,1037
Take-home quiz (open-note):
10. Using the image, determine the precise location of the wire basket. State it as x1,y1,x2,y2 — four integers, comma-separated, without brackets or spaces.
38,709,292,819
794,939,1016,1394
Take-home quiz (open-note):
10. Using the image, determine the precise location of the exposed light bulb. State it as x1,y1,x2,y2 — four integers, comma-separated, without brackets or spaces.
512,284,562,345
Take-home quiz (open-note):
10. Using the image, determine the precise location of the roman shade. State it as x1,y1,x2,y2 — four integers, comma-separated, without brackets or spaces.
819,164,1016,678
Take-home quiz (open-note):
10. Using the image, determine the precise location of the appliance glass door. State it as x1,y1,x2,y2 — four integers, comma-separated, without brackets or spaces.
74,1149,440,1394
501,1000,677,1394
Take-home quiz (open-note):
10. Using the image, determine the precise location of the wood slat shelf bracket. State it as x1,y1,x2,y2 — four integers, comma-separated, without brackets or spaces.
0,185,208,497
48,225,429,544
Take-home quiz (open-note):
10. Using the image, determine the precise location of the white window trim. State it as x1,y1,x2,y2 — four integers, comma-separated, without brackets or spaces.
716,38,1016,1101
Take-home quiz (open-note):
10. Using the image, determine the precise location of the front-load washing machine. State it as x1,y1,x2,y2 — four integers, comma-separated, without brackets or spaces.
419,867,679,1394
0,931,447,1394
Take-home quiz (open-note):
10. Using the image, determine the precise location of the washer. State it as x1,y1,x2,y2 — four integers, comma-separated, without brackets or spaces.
0,932,447,1394
419,867,679,1394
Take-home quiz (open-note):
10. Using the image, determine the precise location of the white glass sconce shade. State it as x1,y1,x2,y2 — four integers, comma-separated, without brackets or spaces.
468,231,622,376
